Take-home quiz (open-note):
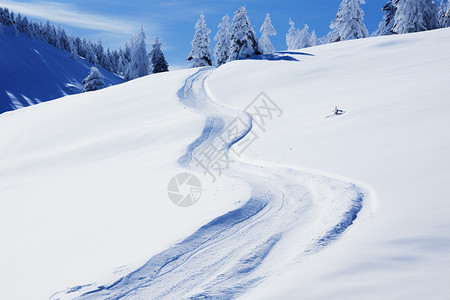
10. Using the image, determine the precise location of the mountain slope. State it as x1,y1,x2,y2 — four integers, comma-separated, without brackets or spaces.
0,28,450,299
208,28,450,299
0,26,124,114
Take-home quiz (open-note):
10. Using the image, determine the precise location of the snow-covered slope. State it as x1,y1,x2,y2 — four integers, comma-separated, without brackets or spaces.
1,27,450,299
0,26,123,114
208,28,450,299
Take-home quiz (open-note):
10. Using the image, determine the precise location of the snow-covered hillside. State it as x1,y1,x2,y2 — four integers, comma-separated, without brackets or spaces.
0,26,123,114
1,27,450,300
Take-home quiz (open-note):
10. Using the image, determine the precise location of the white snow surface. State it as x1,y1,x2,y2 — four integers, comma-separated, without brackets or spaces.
1,27,450,299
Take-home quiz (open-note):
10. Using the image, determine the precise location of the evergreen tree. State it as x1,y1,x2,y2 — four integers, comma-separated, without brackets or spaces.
86,41,98,65
11,11,18,37
22,16,32,37
150,37,169,73
392,0,438,33
286,19,300,50
259,13,277,54
15,13,23,32
9,11,18,37
43,21,56,46
32,22,42,39
213,14,231,67
82,67,105,92
81,38,89,58
0,6,164,77
59,27,69,51
0,8,13,26
2,8,13,26
374,0,398,36
69,38,78,60
10,11,15,24
117,53,126,76
104,48,113,72
110,49,119,73
439,0,450,27
126,27,150,80
123,44,132,68
310,30,318,46
229,6,261,61
95,40,105,67
187,13,212,68
329,0,369,42
74,37,83,57
297,24,313,48
55,26,62,49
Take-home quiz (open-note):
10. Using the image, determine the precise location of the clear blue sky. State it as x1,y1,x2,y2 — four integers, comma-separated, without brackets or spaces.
1,0,390,69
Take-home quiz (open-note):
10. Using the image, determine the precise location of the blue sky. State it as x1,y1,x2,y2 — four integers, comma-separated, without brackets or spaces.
0,0,389,69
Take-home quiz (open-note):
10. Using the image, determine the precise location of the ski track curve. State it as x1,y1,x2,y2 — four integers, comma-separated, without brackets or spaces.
51,67,366,300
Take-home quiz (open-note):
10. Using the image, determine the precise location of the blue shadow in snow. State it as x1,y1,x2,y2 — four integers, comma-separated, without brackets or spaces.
277,51,315,56
245,53,299,61
244,51,315,62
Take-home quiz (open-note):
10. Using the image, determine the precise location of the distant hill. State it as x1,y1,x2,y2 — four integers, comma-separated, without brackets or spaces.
0,26,124,114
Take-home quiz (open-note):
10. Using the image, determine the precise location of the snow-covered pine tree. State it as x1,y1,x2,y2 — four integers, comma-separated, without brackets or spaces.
0,8,5,29
104,48,114,72
9,11,18,36
439,0,450,27
77,38,87,58
110,49,119,73
1,8,13,26
85,42,98,65
15,13,23,32
43,20,57,46
329,0,369,42
259,13,277,54
150,37,169,73
60,28,70,51
213,14,231,67
32,22,41,39
392,0,439,33
286,19,300,50
229,7,261,61
117,53,126,76
187,13,212,68
9,11,15,24
373,0,398,36
126,27,150,80
82,67,105,92
69,38,77,60
310,30,318,46
297,24,313,48
55,27,62,49
22,16,32,38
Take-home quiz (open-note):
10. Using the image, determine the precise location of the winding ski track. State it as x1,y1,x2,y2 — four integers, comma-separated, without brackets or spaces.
53,67,366,300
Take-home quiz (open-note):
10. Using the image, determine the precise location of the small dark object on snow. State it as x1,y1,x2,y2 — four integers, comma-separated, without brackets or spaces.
333,106,345,115
326,106,346,118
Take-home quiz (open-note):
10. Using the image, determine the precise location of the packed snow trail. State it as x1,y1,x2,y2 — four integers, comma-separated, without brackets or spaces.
52,68,363,300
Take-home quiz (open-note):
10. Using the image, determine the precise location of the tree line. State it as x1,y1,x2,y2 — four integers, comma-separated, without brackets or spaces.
188,0,450,68
2,1,449,78
0,7,169,81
